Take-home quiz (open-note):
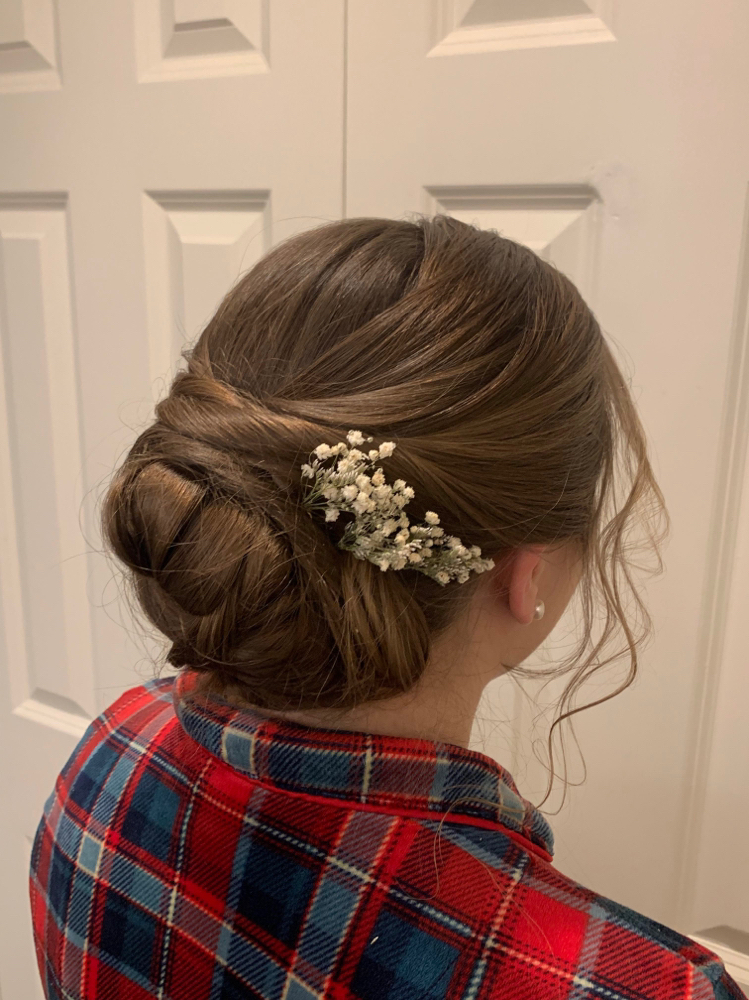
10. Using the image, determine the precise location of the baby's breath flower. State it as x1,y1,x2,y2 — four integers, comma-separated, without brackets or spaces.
300,431,495,586
353,494,375,515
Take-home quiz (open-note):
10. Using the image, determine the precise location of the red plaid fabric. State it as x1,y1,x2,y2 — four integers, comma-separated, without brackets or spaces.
29,668,746,999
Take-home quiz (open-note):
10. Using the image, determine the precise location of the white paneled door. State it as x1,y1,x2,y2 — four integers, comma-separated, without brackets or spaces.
346,0,749,981
0,2,344,996
3,0,749,995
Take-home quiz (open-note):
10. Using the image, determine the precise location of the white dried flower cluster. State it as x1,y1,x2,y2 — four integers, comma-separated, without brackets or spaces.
300,429,495,586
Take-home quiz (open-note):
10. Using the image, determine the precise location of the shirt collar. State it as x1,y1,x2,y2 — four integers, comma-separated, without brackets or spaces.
172,668,554,862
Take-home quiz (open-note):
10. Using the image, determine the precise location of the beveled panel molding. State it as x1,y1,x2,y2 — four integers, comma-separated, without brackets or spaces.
673,187,749,932
424,183,602,303
0,0,61,93
0,193,94,737
428,0,615,56
134,0,270,82
142,189,270,393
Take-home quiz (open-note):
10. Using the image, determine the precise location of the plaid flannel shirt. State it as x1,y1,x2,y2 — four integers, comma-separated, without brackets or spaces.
29,668,747,999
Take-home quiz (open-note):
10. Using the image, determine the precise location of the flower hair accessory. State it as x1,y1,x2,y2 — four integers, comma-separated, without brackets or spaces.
300,430,495,586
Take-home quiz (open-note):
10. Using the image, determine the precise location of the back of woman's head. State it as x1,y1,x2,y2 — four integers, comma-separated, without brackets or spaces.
100,214,668,805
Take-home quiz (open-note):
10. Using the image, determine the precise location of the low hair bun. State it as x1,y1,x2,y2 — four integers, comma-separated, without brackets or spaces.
100,371,433,710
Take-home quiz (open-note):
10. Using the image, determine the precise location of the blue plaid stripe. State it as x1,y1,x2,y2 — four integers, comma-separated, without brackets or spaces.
292,810,396,993
351,909,462,999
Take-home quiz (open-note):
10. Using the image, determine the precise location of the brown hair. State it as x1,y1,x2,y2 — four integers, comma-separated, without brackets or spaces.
99,215,669,810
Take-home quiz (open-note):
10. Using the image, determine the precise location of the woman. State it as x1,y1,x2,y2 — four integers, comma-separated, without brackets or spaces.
28,216,746,999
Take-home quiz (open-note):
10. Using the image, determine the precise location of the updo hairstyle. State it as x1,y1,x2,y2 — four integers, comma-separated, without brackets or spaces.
99,215,668,807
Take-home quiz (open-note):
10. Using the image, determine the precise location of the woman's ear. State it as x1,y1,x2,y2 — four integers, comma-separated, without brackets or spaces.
506,546,544,626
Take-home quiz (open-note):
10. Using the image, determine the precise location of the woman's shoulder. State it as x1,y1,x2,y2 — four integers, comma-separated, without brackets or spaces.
432,821,746,999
